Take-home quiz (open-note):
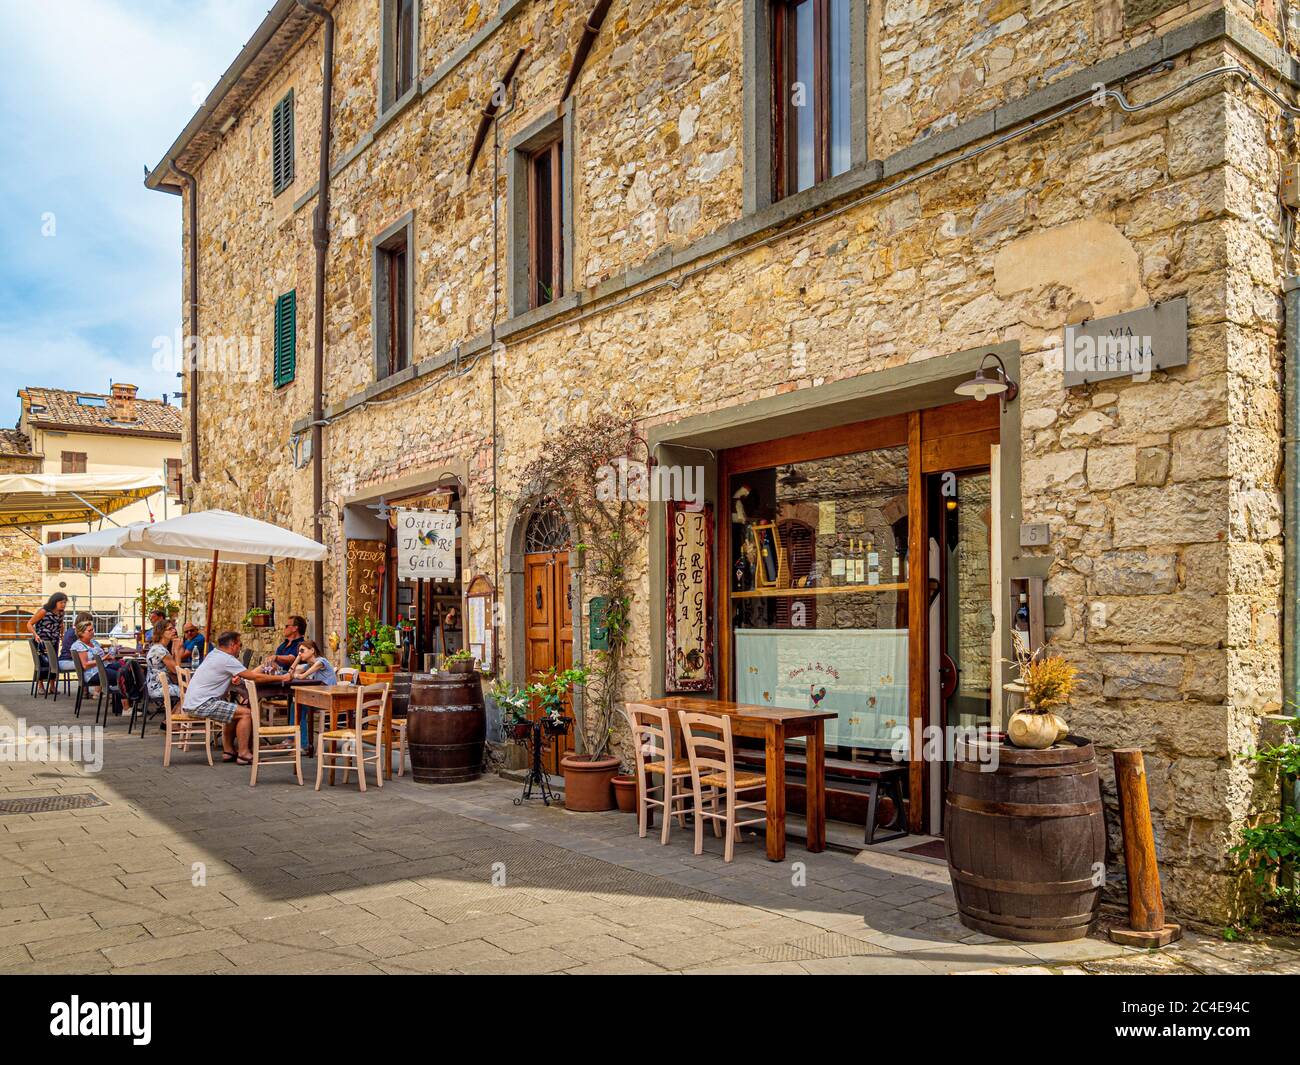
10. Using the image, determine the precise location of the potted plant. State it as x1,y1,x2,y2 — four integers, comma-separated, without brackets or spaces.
492,679,534,741
442,649,477,675
145,584,182,624
1004,632,1076,749
242,606,273,630
374,623,398,667
611,753,638,813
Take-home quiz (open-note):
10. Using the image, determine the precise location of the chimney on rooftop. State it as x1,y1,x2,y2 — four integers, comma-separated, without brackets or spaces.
109,382,138,423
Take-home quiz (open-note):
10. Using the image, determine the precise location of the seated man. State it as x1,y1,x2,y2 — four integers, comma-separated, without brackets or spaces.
263,614,307,673
180,623,207,665
181,630,280,765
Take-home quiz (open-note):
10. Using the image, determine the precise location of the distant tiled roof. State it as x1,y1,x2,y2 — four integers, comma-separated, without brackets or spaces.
20,387,182,438
0,429,32,457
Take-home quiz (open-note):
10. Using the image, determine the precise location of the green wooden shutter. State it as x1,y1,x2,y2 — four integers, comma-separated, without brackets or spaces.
272,90,294,196
273,290,296,387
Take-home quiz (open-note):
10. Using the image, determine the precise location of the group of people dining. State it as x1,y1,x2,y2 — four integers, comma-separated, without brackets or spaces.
29,600,341,767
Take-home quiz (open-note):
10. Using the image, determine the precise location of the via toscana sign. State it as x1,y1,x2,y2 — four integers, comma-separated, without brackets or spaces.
396,509,457,581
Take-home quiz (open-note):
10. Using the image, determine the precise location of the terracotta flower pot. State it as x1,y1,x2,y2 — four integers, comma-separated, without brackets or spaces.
560,754,620,811
445,659,475,675
612,774,638,813
359,670,395,687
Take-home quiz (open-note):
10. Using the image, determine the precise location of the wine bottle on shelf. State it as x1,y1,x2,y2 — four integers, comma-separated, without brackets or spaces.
867,539,879,586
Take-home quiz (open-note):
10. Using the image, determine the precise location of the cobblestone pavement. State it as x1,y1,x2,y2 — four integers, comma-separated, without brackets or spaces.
0,682,1295,975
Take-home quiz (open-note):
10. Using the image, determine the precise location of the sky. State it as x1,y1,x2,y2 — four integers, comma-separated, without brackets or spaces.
0,0,270,427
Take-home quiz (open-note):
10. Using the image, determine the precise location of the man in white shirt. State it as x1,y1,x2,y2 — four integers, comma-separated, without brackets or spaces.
182,630,280,765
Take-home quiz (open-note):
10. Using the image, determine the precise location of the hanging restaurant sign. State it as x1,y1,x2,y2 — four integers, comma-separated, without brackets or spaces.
396,509,457,582
666,500,714,692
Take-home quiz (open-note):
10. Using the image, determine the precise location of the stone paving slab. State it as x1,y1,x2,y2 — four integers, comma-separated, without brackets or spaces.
2,681,1297,975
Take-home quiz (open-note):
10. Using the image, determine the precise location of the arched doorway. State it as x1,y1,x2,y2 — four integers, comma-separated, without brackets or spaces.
522,497,574,773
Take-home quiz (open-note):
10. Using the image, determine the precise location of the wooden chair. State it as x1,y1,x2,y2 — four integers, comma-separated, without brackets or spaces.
316,683,388,792
244,680,302,786
92,658,121,725
678,710,768,863
622,703,694,844
28,639,51,698
337,667,358,684
360,690,408,778
161,678,213,767
43,639,72,701
69,651,96,719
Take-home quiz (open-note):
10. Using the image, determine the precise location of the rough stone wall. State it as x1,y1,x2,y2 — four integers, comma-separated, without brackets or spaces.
0,451,44,611
174,0,1294,922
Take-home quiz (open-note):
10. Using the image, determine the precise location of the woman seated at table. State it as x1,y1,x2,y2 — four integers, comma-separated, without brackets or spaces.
145,620,182,706
70,619,123,687
286,639,337,753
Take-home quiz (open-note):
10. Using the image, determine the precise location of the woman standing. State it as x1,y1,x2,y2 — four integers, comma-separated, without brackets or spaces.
27,592,70,695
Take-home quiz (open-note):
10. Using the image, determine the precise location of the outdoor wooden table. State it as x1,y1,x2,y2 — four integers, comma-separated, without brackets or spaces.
292,683,394,781
653,696,836,862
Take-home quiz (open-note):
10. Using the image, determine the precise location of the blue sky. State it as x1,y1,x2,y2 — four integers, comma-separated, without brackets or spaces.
0,0,269,427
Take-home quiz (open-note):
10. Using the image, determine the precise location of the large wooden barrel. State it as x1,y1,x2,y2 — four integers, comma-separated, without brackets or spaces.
945,736,1105,942
388,672,412,720
406,672,485,784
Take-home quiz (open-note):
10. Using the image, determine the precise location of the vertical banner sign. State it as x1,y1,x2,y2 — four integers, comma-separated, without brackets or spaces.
396,509,457,582
345,539,386,623
666,500,714,692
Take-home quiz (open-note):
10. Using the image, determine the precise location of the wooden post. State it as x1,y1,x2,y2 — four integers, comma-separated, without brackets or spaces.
204,550,220,647
1109,748,1182,947
141,558,148,644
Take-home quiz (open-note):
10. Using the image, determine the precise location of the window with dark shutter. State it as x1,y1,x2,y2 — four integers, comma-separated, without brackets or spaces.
47,531,96,573
273,290,296,387
272,90,294,197
528,138,564,309
165,458,183,499
61,451,86,474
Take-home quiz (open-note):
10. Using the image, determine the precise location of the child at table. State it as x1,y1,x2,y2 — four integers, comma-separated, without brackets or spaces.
288,640,338,753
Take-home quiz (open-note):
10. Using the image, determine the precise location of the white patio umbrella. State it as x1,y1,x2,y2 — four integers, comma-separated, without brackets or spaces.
123,510,328,642
40,522,194,640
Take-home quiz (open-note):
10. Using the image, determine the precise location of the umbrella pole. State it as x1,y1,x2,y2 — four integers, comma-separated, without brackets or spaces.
141,559,147,645
205,550,220,646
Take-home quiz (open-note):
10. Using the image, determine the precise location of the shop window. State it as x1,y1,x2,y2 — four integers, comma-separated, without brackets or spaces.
61,451,86,474
247,563,268,610
372,213,414,380
380,0,418,115
508,107,574,317
728,445,908,758
743,0,866,212
271,89,294,196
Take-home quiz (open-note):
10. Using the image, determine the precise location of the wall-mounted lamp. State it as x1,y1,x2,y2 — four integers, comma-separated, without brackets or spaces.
955,353,1018,409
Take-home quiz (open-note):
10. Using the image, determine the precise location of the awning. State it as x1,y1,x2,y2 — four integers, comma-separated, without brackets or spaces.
0,473,165,529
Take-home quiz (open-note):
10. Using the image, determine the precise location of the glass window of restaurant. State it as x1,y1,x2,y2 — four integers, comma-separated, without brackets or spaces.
728,443,910,763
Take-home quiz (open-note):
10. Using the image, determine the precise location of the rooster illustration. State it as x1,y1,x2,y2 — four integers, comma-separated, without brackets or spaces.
809,684,827,708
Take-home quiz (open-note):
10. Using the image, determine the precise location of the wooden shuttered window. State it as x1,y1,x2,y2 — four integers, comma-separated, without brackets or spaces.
61,451,86,474
273,290,296,388
272,90,294,197
47,531,98,572
165,458,183,499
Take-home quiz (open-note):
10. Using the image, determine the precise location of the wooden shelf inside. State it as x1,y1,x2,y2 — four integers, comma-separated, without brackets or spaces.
731,583,907,599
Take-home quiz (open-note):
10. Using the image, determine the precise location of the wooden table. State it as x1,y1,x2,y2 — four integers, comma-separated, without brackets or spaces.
292,683,394,781
653,696,836,862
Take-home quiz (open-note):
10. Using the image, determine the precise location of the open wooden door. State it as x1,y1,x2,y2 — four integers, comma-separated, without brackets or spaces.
524,551,574,773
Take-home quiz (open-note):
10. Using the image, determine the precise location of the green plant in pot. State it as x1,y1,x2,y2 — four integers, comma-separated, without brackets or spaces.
492,678,533,742
442,648,477,675
241,606,272,631
1004,631,1076,749
145,583,182,622
374,623,398,667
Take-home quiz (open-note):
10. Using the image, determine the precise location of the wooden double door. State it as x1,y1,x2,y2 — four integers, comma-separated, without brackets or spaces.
523,550,574,773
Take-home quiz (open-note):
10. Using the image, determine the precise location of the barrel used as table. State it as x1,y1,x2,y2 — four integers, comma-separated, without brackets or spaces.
406,671,485,784
945,735,1106,942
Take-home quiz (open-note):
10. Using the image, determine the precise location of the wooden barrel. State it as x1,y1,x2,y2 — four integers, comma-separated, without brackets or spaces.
388,672,412,720
945,736,1105,942
406,672,485,784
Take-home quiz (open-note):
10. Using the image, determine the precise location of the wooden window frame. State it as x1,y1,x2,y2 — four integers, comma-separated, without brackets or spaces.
380,0,419,115
372,212,415,381
272,90,294,197
165,457,184,499
60,451,86,474
770,0,835,201
527,138,564,310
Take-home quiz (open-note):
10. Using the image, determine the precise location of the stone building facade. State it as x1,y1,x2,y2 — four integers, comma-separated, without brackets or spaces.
148,0,1300,921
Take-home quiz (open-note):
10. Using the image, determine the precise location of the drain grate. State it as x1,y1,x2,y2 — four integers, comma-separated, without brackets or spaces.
0,793,107,816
